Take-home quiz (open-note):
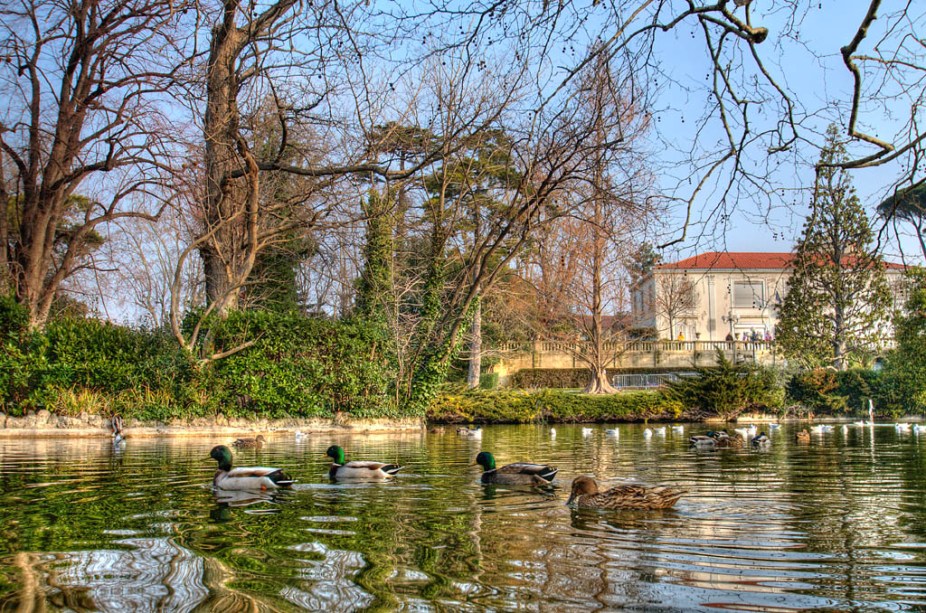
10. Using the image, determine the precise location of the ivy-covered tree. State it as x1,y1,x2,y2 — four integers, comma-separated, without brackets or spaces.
776,126,892,370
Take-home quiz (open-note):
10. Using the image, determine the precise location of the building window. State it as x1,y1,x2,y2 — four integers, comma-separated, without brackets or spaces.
733,281,764,309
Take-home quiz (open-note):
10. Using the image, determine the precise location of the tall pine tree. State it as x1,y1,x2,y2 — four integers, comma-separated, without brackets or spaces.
777,125,892,370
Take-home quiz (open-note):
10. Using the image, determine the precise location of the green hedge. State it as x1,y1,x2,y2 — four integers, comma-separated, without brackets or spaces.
427,388,684,423
0,306,398,420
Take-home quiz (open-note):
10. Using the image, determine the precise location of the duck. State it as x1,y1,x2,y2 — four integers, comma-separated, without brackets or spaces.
566,476,685,510
796,429,811,443
643,428,653,439
689,434,717,447
913,424,925,435
716,433,745,449
582,427,594,438
605,428,619,438
326,445,402,481
733,427,750,439
475,451,557,485
550,427,557,439
232,435,266,449
810,425,833,435
768,423,781,430
294,430,307,441
428,426,446,434
895,422,912,432
671,425,684,434
210,445,294,491
457,427,483,439
653,426,667,436
689,430,727,447
751,432,770,448
111,415,126,447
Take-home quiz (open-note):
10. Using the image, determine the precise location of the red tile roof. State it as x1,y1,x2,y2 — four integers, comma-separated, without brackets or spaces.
657,251,905,271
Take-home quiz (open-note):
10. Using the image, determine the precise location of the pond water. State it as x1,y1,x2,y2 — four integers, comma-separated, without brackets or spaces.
0,423,924,611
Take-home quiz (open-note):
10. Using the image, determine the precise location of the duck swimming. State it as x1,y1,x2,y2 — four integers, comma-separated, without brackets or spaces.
566,476,685,510
751,432,770,448
111,415,126,447
326,445,403,481
475,451,557,485
210,445,294,491
232,435,266,449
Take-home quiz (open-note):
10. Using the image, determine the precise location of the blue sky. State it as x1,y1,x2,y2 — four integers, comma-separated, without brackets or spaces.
624,1,923,265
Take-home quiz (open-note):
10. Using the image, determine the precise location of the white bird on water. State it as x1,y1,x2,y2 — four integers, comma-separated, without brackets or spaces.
605,428,619,439
643,428,653,439
550,427,557,439
582,427,594,438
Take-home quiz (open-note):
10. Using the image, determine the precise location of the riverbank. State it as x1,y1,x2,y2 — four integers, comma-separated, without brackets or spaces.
0,410,424,438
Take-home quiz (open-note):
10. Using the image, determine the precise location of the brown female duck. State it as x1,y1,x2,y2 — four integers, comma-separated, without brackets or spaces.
566,476,685,510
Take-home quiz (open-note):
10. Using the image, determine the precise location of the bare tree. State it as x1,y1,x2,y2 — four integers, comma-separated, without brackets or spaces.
0,0,193,328
655,274,698,340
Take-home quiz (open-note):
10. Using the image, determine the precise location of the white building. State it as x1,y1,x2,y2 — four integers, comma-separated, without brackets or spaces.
631,251,906,341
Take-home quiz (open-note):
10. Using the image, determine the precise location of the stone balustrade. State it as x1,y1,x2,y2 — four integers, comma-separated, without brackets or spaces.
487,340,779,384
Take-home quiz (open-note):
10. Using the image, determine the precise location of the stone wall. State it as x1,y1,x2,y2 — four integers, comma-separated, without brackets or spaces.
0,410,425,438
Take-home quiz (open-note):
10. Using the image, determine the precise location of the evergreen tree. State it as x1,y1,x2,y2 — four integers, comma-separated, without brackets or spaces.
776,125,892,370
879,269,926,415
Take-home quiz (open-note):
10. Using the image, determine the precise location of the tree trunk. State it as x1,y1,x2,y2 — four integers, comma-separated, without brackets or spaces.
584,366,616,394
467,300,482,389
199,1,254,314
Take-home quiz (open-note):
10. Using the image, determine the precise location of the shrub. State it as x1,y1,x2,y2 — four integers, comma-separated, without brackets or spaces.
0,295,47,413
202,311,396,418
427,388,683,423
786,368,884,416
663,350,784,420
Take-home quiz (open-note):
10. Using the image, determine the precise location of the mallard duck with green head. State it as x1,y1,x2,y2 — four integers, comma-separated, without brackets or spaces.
475,451,557,485
326,445,403,481
566,476,685,510
210,445,294,491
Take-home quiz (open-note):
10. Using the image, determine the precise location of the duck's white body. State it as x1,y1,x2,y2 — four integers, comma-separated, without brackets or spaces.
643,428,653,439
457,427,483,439
654,427,667,436
329,461,402,481
689,435,716,447
214,467,293,491
582,428,593,437
671,425,684,434
605,428,619,438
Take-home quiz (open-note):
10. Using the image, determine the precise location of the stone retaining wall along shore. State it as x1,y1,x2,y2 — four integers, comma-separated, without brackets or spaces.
0,410,425,438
